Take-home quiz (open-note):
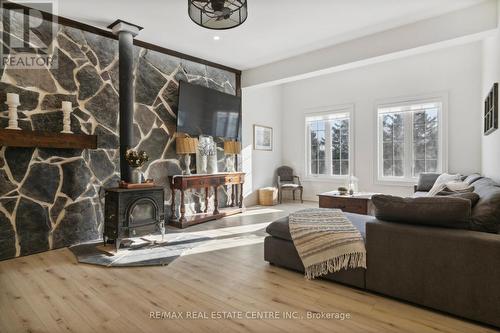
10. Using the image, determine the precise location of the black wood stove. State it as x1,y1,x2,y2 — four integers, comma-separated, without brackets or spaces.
104,187,165,250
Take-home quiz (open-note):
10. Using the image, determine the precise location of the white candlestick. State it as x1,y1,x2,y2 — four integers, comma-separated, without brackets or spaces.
61,101,73,134
5,93,21,130
6,93,20,105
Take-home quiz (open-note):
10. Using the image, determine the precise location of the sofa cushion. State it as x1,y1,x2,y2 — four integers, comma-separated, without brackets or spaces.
441,192,480,207
266,212,370,241
372,195,471,229
464,173,483,185
416,173,441,192
471,178,500,233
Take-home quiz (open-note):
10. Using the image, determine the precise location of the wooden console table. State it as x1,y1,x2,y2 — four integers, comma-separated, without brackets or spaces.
169,172,245,228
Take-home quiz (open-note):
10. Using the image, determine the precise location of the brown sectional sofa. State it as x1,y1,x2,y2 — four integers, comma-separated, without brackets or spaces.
264,175,500,328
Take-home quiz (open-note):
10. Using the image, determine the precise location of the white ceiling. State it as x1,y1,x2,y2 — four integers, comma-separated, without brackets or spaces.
55,0,487,70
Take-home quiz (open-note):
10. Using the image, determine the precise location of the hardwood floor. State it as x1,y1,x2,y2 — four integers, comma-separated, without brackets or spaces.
0,202,496,333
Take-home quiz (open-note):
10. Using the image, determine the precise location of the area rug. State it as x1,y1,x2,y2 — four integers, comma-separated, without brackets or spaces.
70,234,211,267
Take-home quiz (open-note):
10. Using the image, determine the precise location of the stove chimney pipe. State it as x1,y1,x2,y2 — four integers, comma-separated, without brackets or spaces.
108,20,143,183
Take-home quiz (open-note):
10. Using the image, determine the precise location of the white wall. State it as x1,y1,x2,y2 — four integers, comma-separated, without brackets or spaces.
241,85,283,205
281,42,483,200
481,1,500,183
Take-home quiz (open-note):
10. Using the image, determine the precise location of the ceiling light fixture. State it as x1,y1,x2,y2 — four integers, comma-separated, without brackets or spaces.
188,0,247,30
213,36,221,40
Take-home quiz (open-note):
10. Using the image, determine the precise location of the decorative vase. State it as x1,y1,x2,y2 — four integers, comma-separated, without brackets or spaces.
183,154,192,175
199,155,208,174
225,155,235,172
130,168,143,184
61,101,73,134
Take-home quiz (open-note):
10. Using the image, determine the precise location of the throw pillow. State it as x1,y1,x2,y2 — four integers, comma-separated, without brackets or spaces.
416,173,441,192
372,194,472,229
463,173,483,185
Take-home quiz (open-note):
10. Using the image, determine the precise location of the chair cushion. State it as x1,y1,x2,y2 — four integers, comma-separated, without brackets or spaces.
372,194,471,230
416,173,441,192
281,183,300,188
266,212,371,241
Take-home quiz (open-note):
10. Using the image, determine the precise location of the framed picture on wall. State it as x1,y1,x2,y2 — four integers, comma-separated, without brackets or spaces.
253,124,273,151
484,82,498,135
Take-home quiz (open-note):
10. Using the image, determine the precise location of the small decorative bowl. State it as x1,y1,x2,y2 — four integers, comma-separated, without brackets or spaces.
337,187,348,195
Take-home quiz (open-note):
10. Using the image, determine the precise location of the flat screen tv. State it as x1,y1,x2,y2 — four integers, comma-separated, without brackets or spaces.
177,81,241,139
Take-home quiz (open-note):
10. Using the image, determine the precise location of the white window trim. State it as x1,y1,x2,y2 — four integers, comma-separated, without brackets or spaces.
304,104,355,181
373,92,448,186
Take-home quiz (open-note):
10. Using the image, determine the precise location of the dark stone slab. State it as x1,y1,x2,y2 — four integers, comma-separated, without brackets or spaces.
76,65,103,100
154,104,177,135
37,148,83,160
174,68,188,84
50,48,78,92
83,32,117,69
5,66,57,93
0,211,16,260
31,111,81,134
5,147,34,182
73,108,90,121
161,80,179,114
133,123,141,147
137,128,169,170
61,158,92,201
20,163,60,204
94,125,119,149
109,61,119,91
0,169,16,197
30,18,56,49
207,79,224,93
100,71,110,81
135,57,167,106
16,197,50,256
82,186,96,198
188,76,208,87
86,50,98,66
50,196,67,223
57,34,85,59
52,199,98,249
224,81,236,95
181,59,207,76
84,84,119,130
0,82,39,111
147,159,182,186
102,174,120,189
41,93,78,110
89,150,114,181
63,27,86,46
143,49,180,76
0,117,32,130
134,104,157,136
206,67,235,88
0,197,17,215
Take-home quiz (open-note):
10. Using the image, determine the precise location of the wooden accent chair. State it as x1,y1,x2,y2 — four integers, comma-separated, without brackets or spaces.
276,166,303,203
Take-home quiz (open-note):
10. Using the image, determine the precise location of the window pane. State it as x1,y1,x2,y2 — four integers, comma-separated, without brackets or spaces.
318,159,326,174
394,160,404,177
383,142,393,160
393,142,404,161
412,109,440,176
332,160,340,175
383,160,393,176
311,159,318,174
340,161,349,175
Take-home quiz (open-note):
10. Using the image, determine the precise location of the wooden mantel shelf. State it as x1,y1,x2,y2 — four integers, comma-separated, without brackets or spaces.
0,129,97,149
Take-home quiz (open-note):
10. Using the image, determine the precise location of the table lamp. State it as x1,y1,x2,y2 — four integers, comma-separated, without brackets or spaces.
176,137,198,175
224,140,241,172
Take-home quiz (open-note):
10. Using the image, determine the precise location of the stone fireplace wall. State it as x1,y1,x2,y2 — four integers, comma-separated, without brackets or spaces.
0,10,238,260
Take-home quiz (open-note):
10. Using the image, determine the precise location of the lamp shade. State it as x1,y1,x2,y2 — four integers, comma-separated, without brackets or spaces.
176,137,198,154
224,141,241,154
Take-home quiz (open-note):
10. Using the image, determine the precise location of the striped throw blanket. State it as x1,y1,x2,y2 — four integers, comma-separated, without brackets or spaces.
289,208,366,279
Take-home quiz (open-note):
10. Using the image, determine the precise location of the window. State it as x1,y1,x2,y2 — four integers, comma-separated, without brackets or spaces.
377,98,445,182
306,108,352,178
